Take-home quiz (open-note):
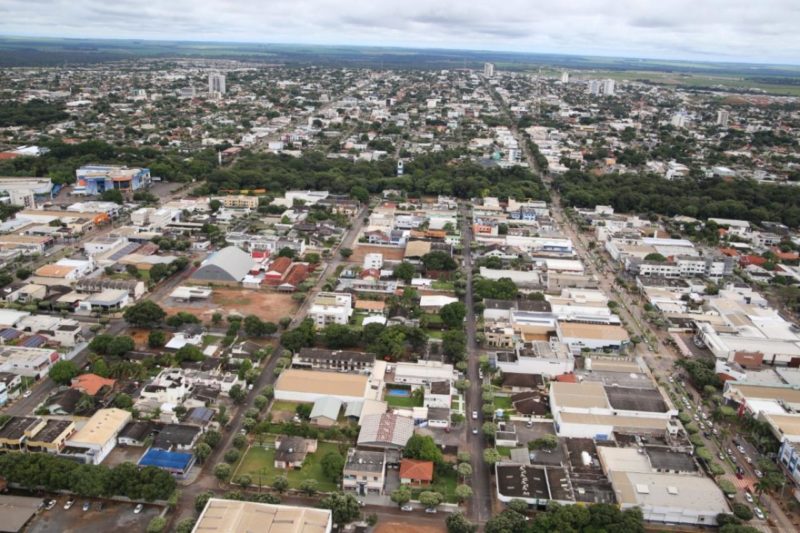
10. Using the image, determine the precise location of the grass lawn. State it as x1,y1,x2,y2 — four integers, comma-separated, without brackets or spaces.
202,335,224,347
386,393,423,408
494,396,513,409
426,330,444,339
410,467,459,503
496,446,513,458
431,280,455,291
270,400,306,413
234,442,341,492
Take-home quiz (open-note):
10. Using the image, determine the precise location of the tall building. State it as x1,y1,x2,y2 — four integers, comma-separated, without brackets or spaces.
602,79,616,96
716,109,730,128
560,71,570,83
588,80,601,95
208,72,226,95
484,62,495,78
588,79,615,97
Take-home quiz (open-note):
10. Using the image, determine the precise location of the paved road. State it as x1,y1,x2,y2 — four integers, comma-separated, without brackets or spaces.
460,204,492,524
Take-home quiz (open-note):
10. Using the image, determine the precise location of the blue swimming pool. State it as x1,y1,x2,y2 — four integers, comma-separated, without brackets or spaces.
387,388,411,397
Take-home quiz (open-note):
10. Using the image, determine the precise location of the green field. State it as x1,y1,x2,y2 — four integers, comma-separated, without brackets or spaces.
234,442,341,492
270,400,306,413
409,467,460,503
494,396,513,410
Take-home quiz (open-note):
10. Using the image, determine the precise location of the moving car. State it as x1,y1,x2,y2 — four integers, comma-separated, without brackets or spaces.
425,508,437,514
23,390,32,398
401,505,413,512
472,411,478,420
472,428,478,435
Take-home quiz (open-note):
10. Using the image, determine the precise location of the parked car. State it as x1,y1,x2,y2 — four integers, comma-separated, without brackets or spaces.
425,508,437,514
746,456,753,464
755,469,763,478
754,507,765,520
44,499,56,510
745,492,753,503
401,505,413,512
737,445,746,454
82,502,90,512
134,504,143,514
472,411,478,420
472,428,478,435
64,499,75,510
718,452,725,461
23,390,32,398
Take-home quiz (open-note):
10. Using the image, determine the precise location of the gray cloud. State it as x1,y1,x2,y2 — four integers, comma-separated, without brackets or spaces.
0,0,799,63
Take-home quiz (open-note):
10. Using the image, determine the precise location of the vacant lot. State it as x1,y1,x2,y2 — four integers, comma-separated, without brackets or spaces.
233,442,341,492
375,521,446,533
351,244,405,263
160,288,299,323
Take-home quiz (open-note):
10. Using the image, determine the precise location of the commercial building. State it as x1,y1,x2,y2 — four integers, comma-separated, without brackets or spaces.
0,176,53,207
74,165,151,195
0,345,60,378
357,413,414,450
274,369,370,403
191,246,253,284
193,498,332,533
342,448,386,495
63,408,131,464
138,447,196,479
484,62,495,77
23,418,75,453
391,360,456,387
494,342,575,378
214,195,257,209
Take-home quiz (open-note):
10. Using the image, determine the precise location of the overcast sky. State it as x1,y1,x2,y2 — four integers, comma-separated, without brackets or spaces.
2,0,799,64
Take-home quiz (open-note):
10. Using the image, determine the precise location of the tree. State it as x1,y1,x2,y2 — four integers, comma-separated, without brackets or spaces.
15,267,31,280
644,252,667,262
148,330,166,348
529,434,558,451
203,430,222,449
244,315,277,337
114,393,133,410
339,247,353,259
442,330,467,361
507,499,529,514
473,278,518,300
209,199,222,212
732,502,753,521
213,463,231,481
146,516,166,533
483,448,501,466
175,345,205,363
194,443,212,464
350,185,369,204
299,478,318,496
321,451,345,483
272,475,289,493
457,462,473,479
101,189,124,204
235,475,252,488
107,336,135,356
439,301,467,328
419,491,443,509
123,300,166,327
484,510,527,533
49,360,79,385
482,422,497,439
403,434,443,464
321,324,360,349
421,251,457,271
446,512,477,533
393,262,416,283
390,486,412,507
229,384,246,404
454,484,473,502
320,492,361,527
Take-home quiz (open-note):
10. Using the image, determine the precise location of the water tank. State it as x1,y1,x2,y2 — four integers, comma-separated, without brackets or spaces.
581,451,592,466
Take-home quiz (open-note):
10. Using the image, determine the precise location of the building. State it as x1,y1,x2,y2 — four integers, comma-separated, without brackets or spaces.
71,373,116,396
73,165,150,195
342,448,386,496
0,345,60,378
308,292,353,327
193,498,332,533
0,495,44,533
494,342,575,378
357,413,414,450
215,195,258,209
274,436,318,469
392,360,455,387
779,440,800,487
484,62,495,77
0,416,37,449
208,72,226,95
191,246,253,284
0,176,53,207
274,369,370,403
63,408,131,464
309,397,342,427
363,253,383,270
716,109,730,128
399,458,434,487
556,322,630,354
292,348,374,373
138,447,196,479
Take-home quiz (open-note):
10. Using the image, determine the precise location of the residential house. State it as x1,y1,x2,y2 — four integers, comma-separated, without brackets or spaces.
399,459,434,487
274,436,318,469
342,448,387,496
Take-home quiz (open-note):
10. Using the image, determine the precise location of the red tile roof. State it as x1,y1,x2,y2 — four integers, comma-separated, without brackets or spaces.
71,373,116,396
399,459,434,482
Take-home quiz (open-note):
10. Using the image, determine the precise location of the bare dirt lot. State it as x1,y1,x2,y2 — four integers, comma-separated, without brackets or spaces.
375,520,446,533
351,244,405,263
160,288,299,323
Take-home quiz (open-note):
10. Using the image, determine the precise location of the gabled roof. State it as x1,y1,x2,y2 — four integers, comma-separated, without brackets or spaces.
192,246,252,282
357,413,414,449
310,396,342,421
71,373,116,396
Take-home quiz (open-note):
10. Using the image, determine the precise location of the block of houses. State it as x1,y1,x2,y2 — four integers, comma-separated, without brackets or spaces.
399,458,434,487
342,448,387,496
274,436,318,469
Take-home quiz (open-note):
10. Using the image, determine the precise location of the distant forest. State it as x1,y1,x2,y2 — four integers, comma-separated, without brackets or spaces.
555,170,800,228
0,99,68,127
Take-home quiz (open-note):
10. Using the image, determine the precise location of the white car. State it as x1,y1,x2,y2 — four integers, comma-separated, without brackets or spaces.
745,492,753,503
472,411,478,420
737,445,746,454
401,505,413,512
754,470,763,478
472,428,478,435
23,390,32,398
64,499,75,510
134,503,144,514
754,507,765,520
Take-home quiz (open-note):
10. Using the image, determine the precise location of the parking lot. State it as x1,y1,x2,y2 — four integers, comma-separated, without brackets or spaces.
27,496,161,533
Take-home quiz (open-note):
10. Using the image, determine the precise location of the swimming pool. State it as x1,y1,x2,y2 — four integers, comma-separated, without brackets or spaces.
387,387,411,397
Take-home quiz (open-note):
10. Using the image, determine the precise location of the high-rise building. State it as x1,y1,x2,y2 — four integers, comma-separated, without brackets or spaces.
602,79,616,96
671,112,690,129
208,72,226,95
587,79,615,97
484,62,495,78
561,71,570,84
588,80,601,95
716,109,730,128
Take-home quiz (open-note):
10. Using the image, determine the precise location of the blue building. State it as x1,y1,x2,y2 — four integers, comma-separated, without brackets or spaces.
138,447,195,479
74,165,151,196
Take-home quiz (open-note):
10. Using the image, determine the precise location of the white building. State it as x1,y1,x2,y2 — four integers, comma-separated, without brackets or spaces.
392,360,455,387
494,342,575,378
208,72,226,95
484,63,495,77
363,253,383,270
63,408,131,465
308,292,353,327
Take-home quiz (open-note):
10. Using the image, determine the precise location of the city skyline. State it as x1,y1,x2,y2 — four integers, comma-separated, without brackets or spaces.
1,0,800,65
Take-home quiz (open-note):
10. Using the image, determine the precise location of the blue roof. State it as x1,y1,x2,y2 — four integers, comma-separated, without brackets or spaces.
21,335,46,347
138,447,194,471
0,328,21,341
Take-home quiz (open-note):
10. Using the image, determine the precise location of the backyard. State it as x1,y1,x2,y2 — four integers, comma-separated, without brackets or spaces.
232,441,342,493
385,386,423,408
409,467,459,503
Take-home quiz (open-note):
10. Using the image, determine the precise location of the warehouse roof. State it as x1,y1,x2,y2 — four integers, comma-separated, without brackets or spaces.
192,246,252,282
275,369,368,399
358,413,414,449
67,408,131,446
550,381,609,409
194,498,331,533
610,471,728,514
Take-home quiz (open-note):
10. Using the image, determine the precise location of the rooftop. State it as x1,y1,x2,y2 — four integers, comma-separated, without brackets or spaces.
399,458,434,482
67,408,131,447
275,369,368,399
604,386,668,413
193,498,331,533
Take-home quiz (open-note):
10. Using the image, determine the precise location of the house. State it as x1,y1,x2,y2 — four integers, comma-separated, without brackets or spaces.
274,436,318,469
34,258,94,281
118,420,157,446
0,416,37,450
71,373,116,397
419,295,458,312
63,408,131,464
309,397,342,427
152,424,202,451
24,418,75,453
342,448,387,496
399,459,434,487
137,447,196,479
